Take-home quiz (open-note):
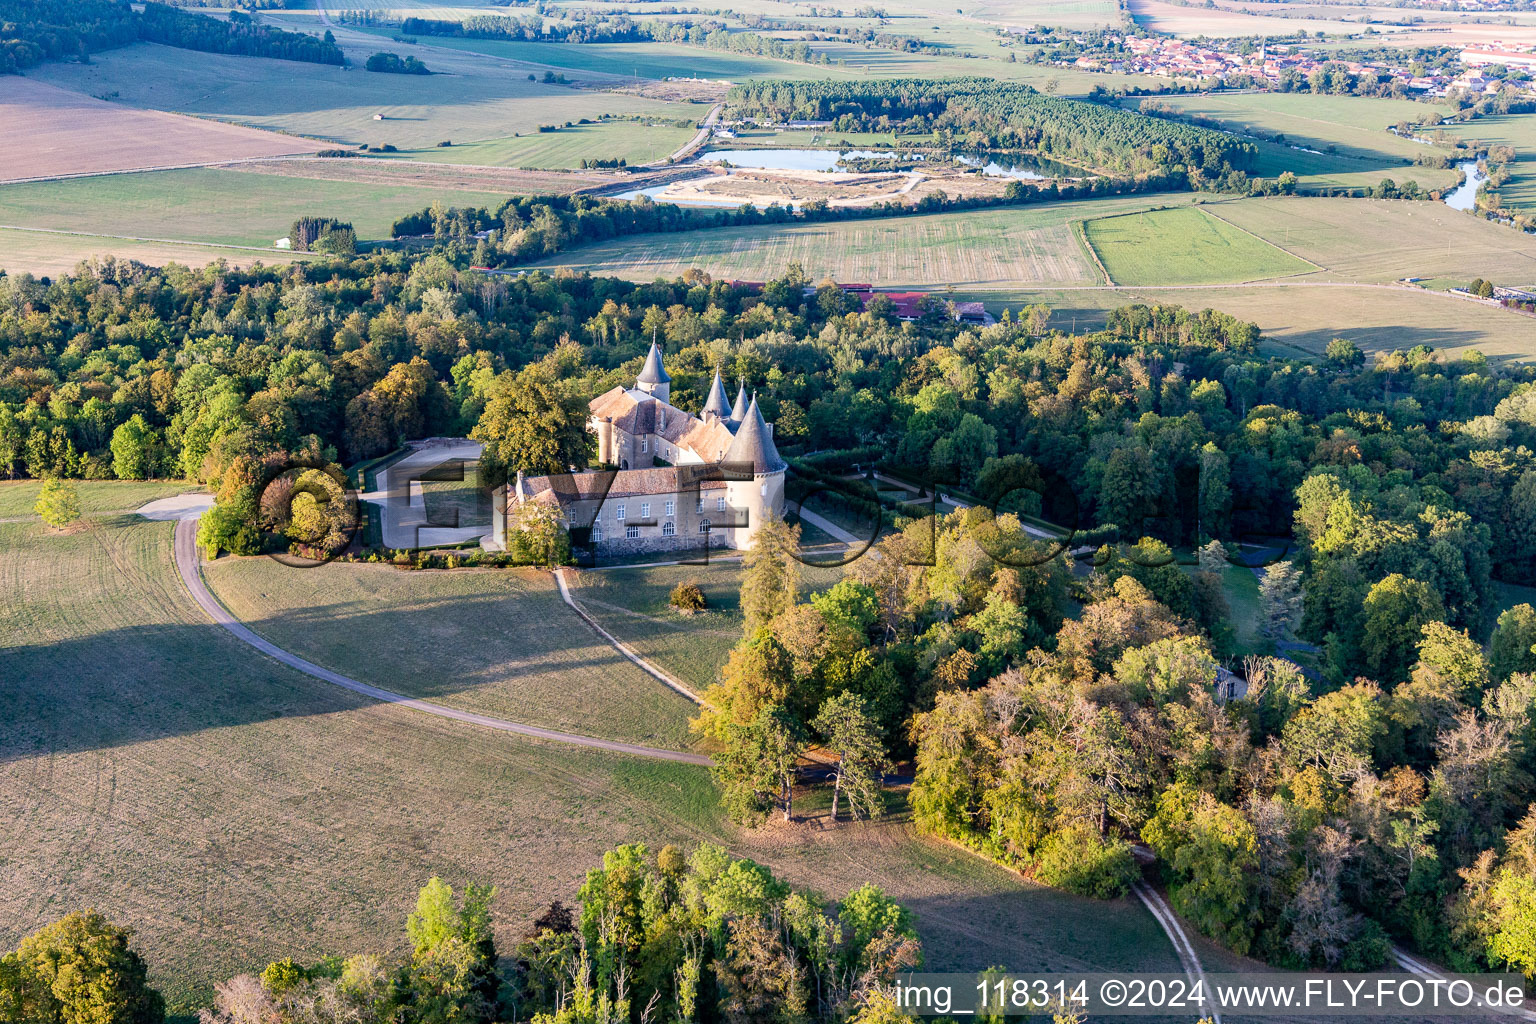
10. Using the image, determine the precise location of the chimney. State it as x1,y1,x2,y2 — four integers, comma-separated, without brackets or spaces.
515,469,526,504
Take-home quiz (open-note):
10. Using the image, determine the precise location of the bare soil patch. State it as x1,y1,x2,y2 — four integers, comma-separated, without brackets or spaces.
0,78,316,183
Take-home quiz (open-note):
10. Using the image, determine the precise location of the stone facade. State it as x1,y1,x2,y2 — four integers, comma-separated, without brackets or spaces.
496,345,788,555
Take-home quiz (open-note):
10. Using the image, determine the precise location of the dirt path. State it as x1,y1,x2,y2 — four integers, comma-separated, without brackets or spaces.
659,102,724,166
169,516,710,765
553,567,705,704
1131,879,1221,1024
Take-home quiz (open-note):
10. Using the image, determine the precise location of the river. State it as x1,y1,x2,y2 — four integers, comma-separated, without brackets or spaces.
1443,159,1485,212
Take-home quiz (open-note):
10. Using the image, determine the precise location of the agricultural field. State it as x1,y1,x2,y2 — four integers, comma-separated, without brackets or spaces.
408,121,698,168
0,167,512,251
0,77,316,183
28,42,703,151
201,555,700,749
1119,91,1460,192
1084,206,1317,286
0,227,307,278
1207,196,1536,285
1005,281,1536,361
530,193,1198,287
1,512,1184,1012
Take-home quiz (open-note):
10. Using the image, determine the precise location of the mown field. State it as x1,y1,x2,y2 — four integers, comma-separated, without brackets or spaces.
1208,196,1536,285
0,167,513,250
409,121,697,168
1084,206,1316,286
201,555,699,749
1,510,1184,1013
531,193,1200,286
28,43,701,151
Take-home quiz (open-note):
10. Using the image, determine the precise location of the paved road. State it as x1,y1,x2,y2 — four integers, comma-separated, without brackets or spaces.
662,103,724,166
169,516,711,765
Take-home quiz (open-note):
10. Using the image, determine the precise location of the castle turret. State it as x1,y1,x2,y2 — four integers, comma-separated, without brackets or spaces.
702,369,732,421
636,341,671,404
723,395,786,548
728,380,749,427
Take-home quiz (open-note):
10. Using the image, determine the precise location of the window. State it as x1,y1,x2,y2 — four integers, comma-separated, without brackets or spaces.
616,504,626,521
698,519,711,534
640,502,651,519
695,498,704,514
665,500,675,518
716,496,726,512
591,524,603,541
626,525,640,540
662,521,675,536
641,438,648,453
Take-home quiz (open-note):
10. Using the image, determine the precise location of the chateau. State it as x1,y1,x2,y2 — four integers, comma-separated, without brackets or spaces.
498,343,787,555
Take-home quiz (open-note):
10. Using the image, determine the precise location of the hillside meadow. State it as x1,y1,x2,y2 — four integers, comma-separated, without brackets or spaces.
1,508,1184,1011
0,227,308,278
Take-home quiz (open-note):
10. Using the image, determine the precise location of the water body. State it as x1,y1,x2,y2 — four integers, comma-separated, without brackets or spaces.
1443,159,1485,212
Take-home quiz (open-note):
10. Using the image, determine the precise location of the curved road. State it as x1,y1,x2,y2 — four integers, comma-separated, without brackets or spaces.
170,517,710,765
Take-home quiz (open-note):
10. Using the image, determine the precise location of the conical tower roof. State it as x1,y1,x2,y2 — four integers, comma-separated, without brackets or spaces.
723,395,785,474
729,380,749,425
637,341,670,385
702,369,732,420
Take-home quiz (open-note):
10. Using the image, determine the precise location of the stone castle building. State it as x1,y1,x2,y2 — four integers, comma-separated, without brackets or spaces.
497,343,787,555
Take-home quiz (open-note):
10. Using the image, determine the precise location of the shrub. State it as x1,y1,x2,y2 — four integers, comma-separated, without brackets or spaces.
436,140,452,147
1034,826,1137,899
34,476,80,528
197,501,261,558
669,581,707,614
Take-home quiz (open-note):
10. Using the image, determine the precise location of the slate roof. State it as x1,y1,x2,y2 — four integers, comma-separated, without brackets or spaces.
729,382,749,425
702,369,732,420
724,396,786,474
637,341,670,385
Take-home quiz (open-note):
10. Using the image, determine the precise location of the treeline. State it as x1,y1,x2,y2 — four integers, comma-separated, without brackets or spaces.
364,50,429,74
391,168,1188,265
3,846,919,1023
0,0,342,73
727,78,1258,177
398,13,824,63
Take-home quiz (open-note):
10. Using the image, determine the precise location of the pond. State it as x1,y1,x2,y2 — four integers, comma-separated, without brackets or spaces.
1443,159,1485,212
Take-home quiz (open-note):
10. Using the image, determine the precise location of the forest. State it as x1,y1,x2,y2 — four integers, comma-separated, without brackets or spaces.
5,251,1536,982
0,0,344,72
724,78,1259,178
1,844,920,1024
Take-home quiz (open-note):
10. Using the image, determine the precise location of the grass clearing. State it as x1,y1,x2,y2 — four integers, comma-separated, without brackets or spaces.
2,514,1185,1012
201,555,700,749
1435,111,1536,216
1084,206,1315,286
0,167,513,248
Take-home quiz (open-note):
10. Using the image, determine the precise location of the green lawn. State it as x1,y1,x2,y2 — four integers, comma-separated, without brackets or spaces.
410,121,697,169
1083,206,1315,286
1,513,1187,1012
0,478,198,518
0,168,512,248
202,555,701,749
